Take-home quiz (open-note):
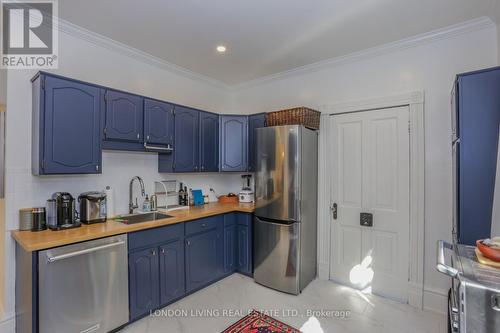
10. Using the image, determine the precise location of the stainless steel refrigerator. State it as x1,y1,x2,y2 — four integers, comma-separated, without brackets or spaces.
253,125,318,295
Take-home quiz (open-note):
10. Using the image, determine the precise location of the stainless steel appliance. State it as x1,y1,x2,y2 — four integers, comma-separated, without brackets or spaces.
78,191,107,224
38,235,129,333
46,192,80,230
254,125,318,295
437,240,500,332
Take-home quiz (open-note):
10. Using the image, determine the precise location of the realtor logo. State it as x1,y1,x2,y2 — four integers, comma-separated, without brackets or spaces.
1,0,58,68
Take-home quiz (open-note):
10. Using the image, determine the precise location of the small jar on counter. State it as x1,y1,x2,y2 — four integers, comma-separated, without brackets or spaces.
31,207,47,231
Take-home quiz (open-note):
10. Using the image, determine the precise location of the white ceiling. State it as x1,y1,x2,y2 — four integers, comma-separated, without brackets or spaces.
58,0,495,85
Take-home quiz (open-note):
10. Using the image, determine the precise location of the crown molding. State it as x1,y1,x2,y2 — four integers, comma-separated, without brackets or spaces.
56,16,494,91
231,16,495,91
56,18,231,90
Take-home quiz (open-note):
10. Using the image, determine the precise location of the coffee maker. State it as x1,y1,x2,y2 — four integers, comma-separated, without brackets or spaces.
47,192,81,230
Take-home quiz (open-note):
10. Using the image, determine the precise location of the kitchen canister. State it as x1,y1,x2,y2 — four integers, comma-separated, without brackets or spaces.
31,207,47,231
19,208,33,231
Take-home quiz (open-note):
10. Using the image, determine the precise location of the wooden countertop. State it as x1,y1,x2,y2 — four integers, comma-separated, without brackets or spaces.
11,202,255,252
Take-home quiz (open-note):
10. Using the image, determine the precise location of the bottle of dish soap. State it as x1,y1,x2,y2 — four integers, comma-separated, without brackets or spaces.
142,194,151,212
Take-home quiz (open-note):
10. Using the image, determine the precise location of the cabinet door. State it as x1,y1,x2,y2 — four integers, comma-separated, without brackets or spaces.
129,247,160,320
224,225,236,273
220,115,248,172
42,75,102,174
199,111,219,172
144,99,174,147
248,113,266,172
159,240,185,306
104,90,144,142
174,106,199,172
237,213,253,275
185,229,220,292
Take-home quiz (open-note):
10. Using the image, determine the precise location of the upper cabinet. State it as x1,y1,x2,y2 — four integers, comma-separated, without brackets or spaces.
173,106,200,172
144,99,174,150
247,113,266,172
32,74,102,175
31,72,268,175
220,115,248,172
199,111,219,172
103,90,144,143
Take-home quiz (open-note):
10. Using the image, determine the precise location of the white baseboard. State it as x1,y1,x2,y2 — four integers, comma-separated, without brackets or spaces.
408,282,424,309
317,261,329,280
423,287,448,314
0,314,15,333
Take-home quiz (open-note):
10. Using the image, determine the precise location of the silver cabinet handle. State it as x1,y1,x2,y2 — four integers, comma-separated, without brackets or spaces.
146,135,150,141
151,249,156,256
137,133,140,139
47,240,125,263
160,248,165,254
186,240,191,246
143,143,173,152
436,240,458,278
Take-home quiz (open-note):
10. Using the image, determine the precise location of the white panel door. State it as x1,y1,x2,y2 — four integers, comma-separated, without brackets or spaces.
329,106,410,302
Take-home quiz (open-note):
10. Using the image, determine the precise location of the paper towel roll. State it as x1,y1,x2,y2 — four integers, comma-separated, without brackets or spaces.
105,185,115,219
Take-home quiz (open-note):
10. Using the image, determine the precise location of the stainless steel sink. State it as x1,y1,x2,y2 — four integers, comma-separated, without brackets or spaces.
114,212,172,225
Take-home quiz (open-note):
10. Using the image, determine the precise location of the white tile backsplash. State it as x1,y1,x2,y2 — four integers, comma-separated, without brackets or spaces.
5,150,243,231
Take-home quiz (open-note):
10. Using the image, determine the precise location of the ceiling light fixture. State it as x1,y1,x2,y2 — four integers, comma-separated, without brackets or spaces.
216,45,227,53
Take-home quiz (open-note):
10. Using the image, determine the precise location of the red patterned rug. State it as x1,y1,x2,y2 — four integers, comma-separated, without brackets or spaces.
222,310,301,333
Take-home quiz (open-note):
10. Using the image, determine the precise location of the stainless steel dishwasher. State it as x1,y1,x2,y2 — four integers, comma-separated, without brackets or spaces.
38,234,129,333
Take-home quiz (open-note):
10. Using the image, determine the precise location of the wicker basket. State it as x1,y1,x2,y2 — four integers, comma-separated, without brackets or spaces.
266,107,320,130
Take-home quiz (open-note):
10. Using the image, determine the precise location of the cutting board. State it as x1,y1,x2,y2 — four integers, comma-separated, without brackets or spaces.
475,248,500,268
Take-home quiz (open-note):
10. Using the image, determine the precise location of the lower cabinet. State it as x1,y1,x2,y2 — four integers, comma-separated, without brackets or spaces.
223,212,252,275
224,224,236,273
128,213,252,322
129,247,160,320
159,240,185,306
237,213,253,276
185,220,224,292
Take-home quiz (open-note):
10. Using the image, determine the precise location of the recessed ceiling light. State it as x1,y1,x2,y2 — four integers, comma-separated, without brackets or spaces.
216,45,227,53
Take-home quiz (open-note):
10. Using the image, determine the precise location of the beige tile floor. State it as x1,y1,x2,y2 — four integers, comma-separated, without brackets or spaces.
120,274,446,333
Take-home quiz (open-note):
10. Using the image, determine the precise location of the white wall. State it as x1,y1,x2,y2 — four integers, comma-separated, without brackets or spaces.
228,24,498,312
1,30,239,326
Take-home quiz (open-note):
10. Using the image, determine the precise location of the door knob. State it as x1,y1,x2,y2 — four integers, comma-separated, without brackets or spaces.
331,203,337,220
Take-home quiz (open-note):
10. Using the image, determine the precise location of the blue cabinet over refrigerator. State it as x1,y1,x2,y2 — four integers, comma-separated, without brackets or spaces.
453,66,500,245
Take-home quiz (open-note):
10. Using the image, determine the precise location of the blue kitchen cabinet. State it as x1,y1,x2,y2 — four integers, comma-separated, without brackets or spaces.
129,247,160,320
454,67,500,245
171,106,200,172
103,89,144,143
223,213,237,273
247,113,266,172
237,213,252,276
185,218,224,292
31,73,102,175
199,111,219,172
220,115,248,172
159,240,185,306
144,99,174,150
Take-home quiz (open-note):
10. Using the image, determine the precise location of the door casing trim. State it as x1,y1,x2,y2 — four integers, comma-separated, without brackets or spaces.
317,91,425,309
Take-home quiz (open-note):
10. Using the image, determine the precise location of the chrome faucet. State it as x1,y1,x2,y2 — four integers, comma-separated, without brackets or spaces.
129,176,145,214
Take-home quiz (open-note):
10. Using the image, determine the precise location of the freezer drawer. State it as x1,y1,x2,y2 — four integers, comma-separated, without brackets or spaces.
38,235,129,333
253,216,300,294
